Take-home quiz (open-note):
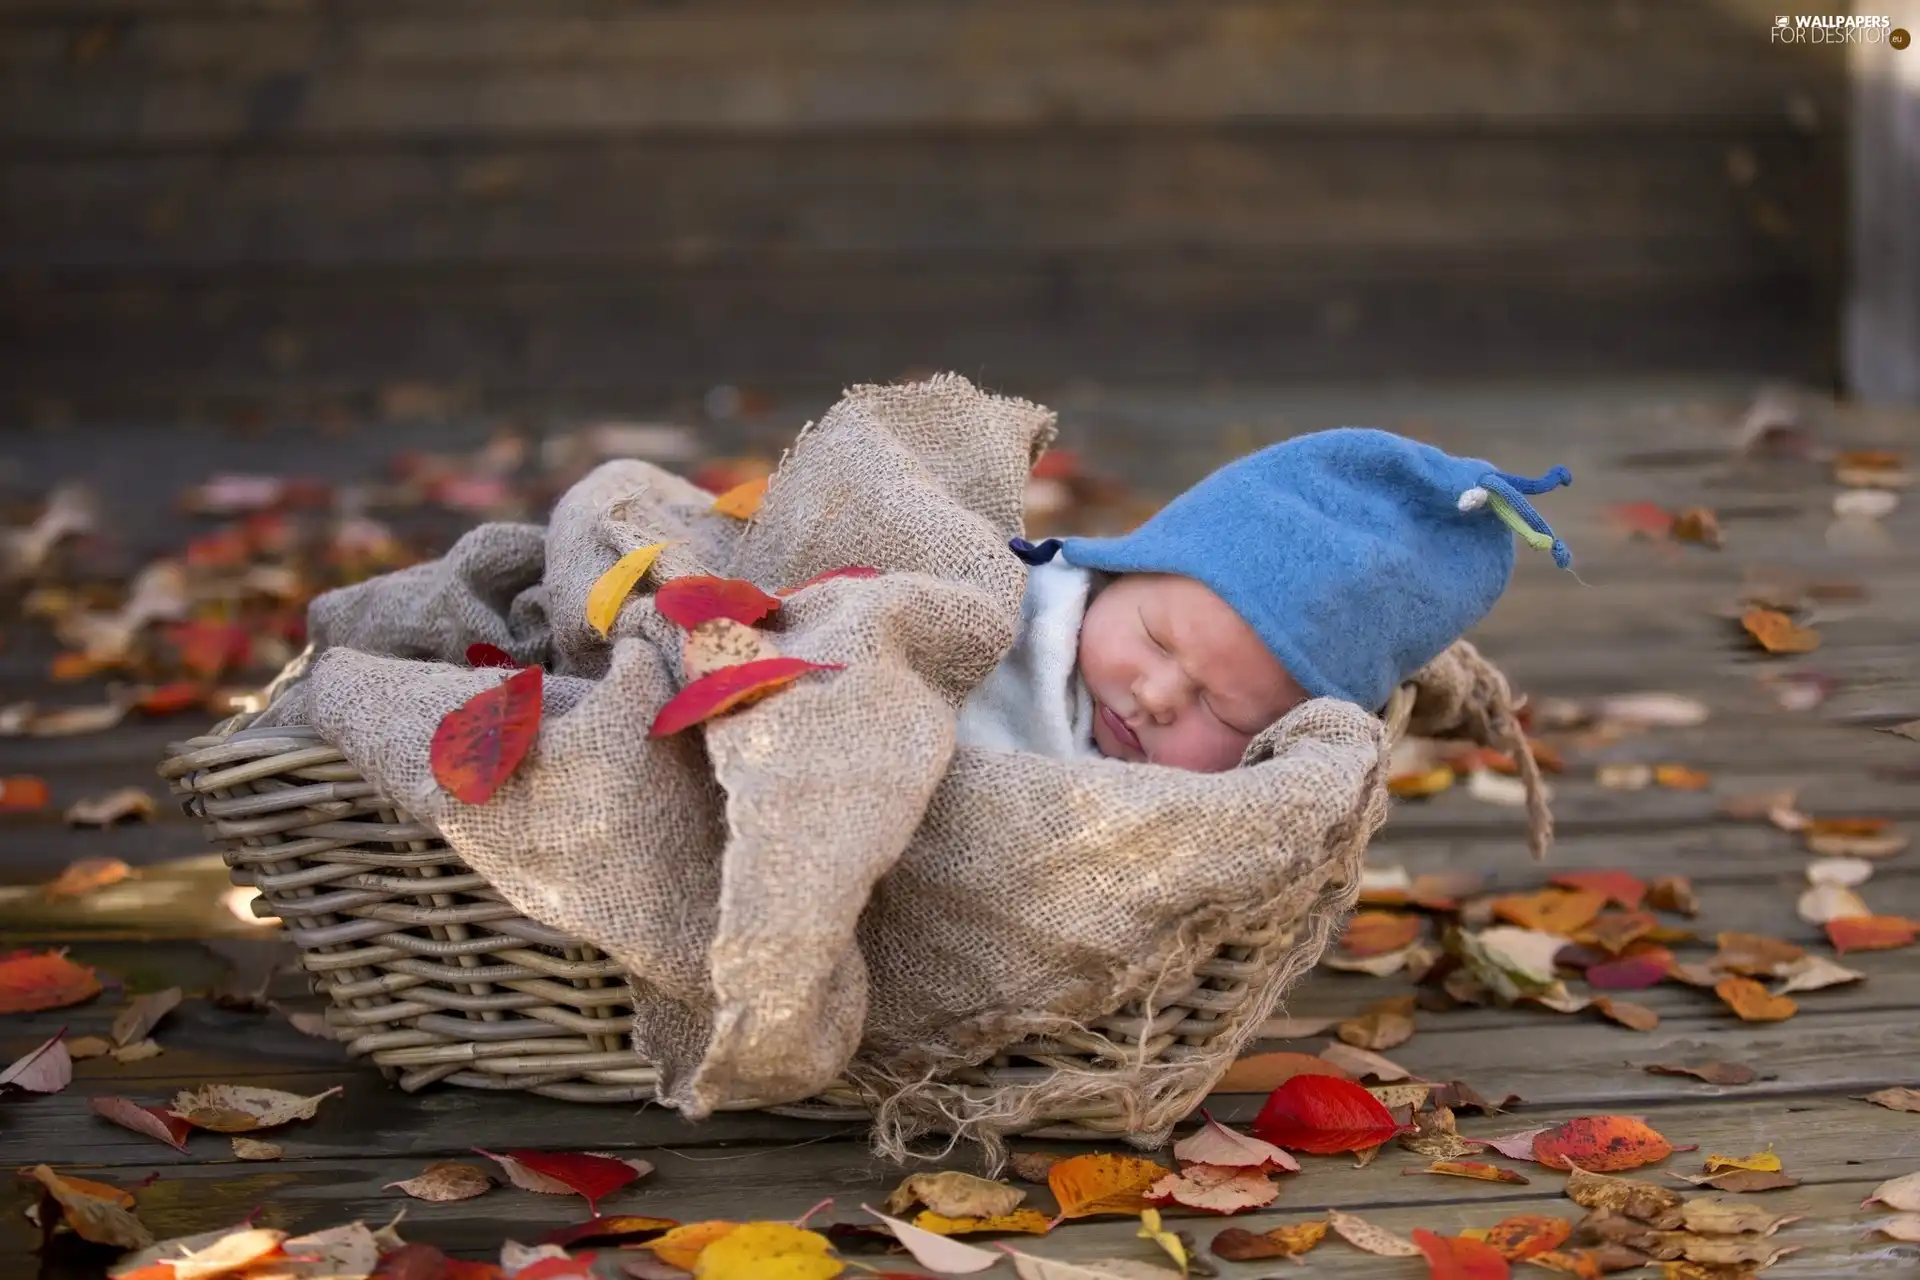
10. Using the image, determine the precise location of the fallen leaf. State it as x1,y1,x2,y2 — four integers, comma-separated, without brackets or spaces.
112,1224,287,1279
1796,883,1871,924
1467,769,1535,808
645,1222,740,1271
1478,1216,1572,1261
1211,1051,1350,1093
282,1222,383,1279
1337,995,1417,1051
1594,693,1711,728
0,1032,72,1093
1645,877,1699,917
170,1083,344,1133
1144,1164,1279,1214
584,543,670,637
112,987,183,1047
912,1209,1053,1237
1565,1168,1684,1229
884,1171,1023,1220
90,1095,193,1151
1462,927,1568,996
1836,488,1901,519
1327,1208,1422,1258
1585,953,1671,993
1678,1168,1800,1194
1007,1152,1063,1185
1605,501,1678,538
860,1206,997,1275
1047,1153,1172,1218
1713,976,1797,1023
649,657,842,737
1429,1081,1519,1115
1171,1113,1299,1172
1671,1237,1799,1268
1251,1073,1406,1154
777,565,880,596
538,1217,680,1252
65,788,158,827
1808,856,1875,888
111,1038,163,1064
1867,1172,1920,1212
1135,1208,1189,1274
466,642,516,668
386,1162,495,1202
1875,1214,1920,1243
1806,827,1909,858
1391,764,1457,798
655,575,782,631
231,1137,282,1161
1414,1161,1530,1185
1862,1088,1920,1114
1596,764,1653,792
475,1149,648,1215
1668,507,1722,548
32,1165,153,1249
1210,1220,1327,1262
43,857,133,899
709,475,769,520
0,774,52,812
1653,764,1713,792
1740,607,1820,654
1401,1105,1476,1160
1826,915,1918,954
1256,1014,1337,1039
1713,932,1804,975
1369,1082,1436,1111
1550,871,1647,911
1679,1200,1798,1238
1340,911,1424,957
1468,1127,1551,1161
1533,1116,1673,1172
29,702,129,737
1641,1062,1757,1086
1591,997,1659,1032
1323,939,1424,977
1413,1228,1512,1279
1006,1254,1182,1279
0,948,101,1013
429,666,543,805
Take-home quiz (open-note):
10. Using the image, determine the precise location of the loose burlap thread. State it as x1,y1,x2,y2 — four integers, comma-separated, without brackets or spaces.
254,374,1547,1155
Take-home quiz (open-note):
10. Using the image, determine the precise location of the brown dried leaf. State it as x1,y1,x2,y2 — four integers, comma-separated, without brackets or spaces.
884,1171,1024,1220
1007,1152,1063,1185
1740,607,1820,654
1316,1042,1411,1082
1862,1088,1920,1114
170,1083,343,1133
1677,1168,1801,1194
1210,1221,1327,1262
1429,1080,1520,1115
1564,1168,1684,1230
1400,1105,1475,1160
111,987,183,1047
64,787,158,827
1641,1062,1757,1087
385,1161,494,1202
1678,1200,1799,1237
1336,995,1416,1051
231,1137,283,1161
1591,997,1659,1031
110,1039,163,1064
1326,1208,1421,1258
31,1165,153,1249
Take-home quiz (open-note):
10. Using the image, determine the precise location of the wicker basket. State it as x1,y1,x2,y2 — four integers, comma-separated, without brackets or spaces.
160,664,1414,1139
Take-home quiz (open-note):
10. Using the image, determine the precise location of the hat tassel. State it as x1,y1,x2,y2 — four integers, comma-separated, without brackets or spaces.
1460,466,1574,569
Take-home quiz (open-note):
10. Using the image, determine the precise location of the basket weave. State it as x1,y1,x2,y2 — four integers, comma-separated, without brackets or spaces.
160,670,1413,1138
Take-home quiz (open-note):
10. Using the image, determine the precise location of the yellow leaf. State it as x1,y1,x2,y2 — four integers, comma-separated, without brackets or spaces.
913,1209,1055,1236
711,476,770,520
586,542,670,638
692,1222,840,1280
1388,765,1455,798
1137,1208,1189,1275
1046,1152,1172,1218
647,1221,740,1270
1703,1149,1782,1174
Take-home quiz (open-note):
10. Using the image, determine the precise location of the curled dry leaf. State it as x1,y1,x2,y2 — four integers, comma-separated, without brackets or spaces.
1596,763,1652,792
1861,1087,1920,1114
1713,977,1797,1023
1678,1168,1800,1194
1412,1160,1530,1185
1678,1200,1799,1237
32,1165,153,1250
648,657,843,738
111,1039,163,1064
110,1224,287,1278
64,788,157,827
1430,1080,1519,1115
231,1137,282,1161
1703,1151,1781,1176
584,542,669,637
0,1032,72,1094
1477,1216,1572,1261
1796,883,1871,925
860,1206,998,1275
170,1083,344,1133
1468,1127,1550,1161
0,948,102,1014
429,666,543,805
1866,1171,1920,1212
1584,952,1670,992
1826,915,1918,954
1669,506,1722,547
1390,765,1456,798
1533,1116,1674,1172
1144,1164,1279,1214
1591,997,1659,1032
1564,1168,1684,1229
1337,994,1416,1051
1047,1152,1172,1218
90,1095,193,1151
1323,939,1424,977
1340,911,1423,957
1210,1220,1327,1262
1370,1082,1436,1112
112,986,183,1047
1467,768,1535,808
386,1161,495,1202
1808,856,1875,888
1739,607,1820,654
1251,1073,1405,1154
1327,1208,1422,1258
1714,931,1804,975
1641,1062,1757,1087
1172,1113,1299,1172
883,1171,1024,1220
42,856,133,899
1400,1106,1476,1160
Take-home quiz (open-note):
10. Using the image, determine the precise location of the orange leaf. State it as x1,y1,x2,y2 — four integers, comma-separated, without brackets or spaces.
1550,871,1647,911
645,1221,740,1270
50,651,112,682
1479,1216,1573,1261
710,475,769,519
1653,763,1712,791
1251,1074,1405,1154
1340,911,1423,957
1605,501,1675,537
429,667,543,805
1491,889,1606,935
0,949,101,1014
1415,1161,1530,1185
1210,1051,1351,1093
1531,1116,1674,1172
134,682,210,716
655,575,781,630
1804,816,1892,838
649,658,841,738
1045,1153,1171,1218
778,566,880,596
1210,1221,1327,1262
1740,608,1820,654
1825,915,1918,954
1143,1164,1280,1214
1389,766,1455,798
1714,976,1798,1021
0,775,51,812
1412,1228,1512,1279
1669,507,1722,548
1577,910,1660,955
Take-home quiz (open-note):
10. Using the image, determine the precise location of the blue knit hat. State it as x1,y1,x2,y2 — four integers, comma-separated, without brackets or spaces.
1046,428,1573,712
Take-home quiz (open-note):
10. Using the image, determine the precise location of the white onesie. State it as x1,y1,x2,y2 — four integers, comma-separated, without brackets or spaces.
954,556,1102,760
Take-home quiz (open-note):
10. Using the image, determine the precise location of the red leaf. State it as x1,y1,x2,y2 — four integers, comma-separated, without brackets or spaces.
0,949,101,1014
1550,870,1648,911
429,667,543,805
134,682,211,717
1531,1116,1673,1172
476,1149,645,1215
90,1094,193,1151
1826,916,1918,954
1584,953,1671,991
165,621,253,680
778,566,881,596
649,658,842,738
514,1259,597,1280
1413,1229,1512,1280
0,775,51,812
1605,501,1676,537
654,575,781,629
374,1243,473,1280
1250,1074,1405,1154
465,643,516,669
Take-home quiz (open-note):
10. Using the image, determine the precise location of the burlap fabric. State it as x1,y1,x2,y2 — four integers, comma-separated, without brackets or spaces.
255,374,1545,1153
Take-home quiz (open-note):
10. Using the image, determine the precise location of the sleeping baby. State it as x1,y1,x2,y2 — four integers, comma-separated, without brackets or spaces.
955,428,1573,769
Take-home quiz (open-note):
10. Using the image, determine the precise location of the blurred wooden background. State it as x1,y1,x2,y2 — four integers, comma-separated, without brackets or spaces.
0,0,1850,421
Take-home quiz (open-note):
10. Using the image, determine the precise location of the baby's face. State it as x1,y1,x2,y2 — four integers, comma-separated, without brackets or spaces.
1078,572,1308,772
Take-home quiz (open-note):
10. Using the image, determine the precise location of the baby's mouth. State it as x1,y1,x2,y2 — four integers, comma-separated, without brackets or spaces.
1098,701,1145,755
